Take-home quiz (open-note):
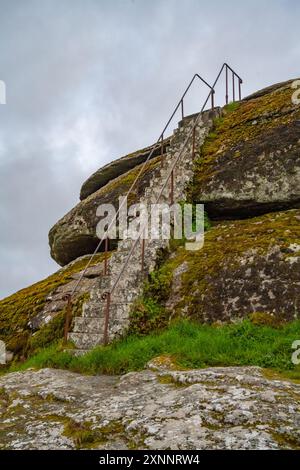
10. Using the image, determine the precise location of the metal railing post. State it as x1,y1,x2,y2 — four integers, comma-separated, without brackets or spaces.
181,99,184,120
192,126,196,160
225,65,229,104
160,134,164,167
102,292,111,345
232,72,235,102
63,293,72,345
170,170,174,205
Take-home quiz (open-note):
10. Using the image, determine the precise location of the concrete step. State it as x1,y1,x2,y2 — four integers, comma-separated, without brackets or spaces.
82,301,119,318
73,317,105,333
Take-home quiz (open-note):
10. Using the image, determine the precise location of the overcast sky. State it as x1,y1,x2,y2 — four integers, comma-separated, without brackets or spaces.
0,0,299,299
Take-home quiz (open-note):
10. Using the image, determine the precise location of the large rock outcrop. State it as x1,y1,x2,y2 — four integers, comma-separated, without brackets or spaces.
191,79,300,218
0,363,299,449
3,77,300,362
153,209,300,324
49,156,161,266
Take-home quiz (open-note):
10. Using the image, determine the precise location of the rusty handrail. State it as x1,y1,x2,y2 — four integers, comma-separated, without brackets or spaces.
64,63,243,344
211,62,243,104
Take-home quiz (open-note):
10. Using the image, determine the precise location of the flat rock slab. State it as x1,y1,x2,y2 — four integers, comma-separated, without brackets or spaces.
1,364,299,450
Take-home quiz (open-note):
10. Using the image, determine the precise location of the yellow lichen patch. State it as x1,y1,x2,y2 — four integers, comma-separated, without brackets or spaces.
262,368,300,385
63,419,101,449
249,312,284,328
148,354,181,371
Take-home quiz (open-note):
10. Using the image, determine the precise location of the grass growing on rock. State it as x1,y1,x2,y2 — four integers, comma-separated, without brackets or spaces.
8,319,300,381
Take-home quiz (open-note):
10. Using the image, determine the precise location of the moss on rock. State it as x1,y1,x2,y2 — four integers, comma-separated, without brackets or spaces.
190,80,300,218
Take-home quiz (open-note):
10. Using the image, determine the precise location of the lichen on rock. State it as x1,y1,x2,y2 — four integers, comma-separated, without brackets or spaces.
0,365,299,449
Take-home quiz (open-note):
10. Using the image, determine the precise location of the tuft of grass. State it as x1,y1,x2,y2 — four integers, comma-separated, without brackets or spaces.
7,319,300,381
223,101,240,113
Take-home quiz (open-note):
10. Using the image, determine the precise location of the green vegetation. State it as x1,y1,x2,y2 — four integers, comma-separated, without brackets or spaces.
7,319,300,381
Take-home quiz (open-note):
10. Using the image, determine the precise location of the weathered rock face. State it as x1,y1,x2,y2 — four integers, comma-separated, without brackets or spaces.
160,209,300,323
191,79,300,218
80,138,170,200
49,157,161,266
0,363,299,449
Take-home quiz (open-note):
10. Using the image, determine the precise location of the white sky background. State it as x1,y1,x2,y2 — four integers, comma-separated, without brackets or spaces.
0,0,299,298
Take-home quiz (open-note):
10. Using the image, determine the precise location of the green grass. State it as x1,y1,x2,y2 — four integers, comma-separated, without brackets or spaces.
6,319,300,380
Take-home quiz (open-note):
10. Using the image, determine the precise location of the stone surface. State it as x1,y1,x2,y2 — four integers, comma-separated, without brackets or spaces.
0,364,299,450
191,79,300,219
80,137,171,200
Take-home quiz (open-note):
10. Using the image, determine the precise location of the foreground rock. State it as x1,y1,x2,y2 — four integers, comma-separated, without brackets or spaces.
191,79,300,218
0,363,299,449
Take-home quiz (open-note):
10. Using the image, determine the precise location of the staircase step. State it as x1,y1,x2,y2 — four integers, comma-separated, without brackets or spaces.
68,332,104,349
82,301,118,318
73,317,104,333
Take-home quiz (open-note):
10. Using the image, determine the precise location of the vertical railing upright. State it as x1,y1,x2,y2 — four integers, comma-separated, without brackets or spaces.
221,63,242,106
